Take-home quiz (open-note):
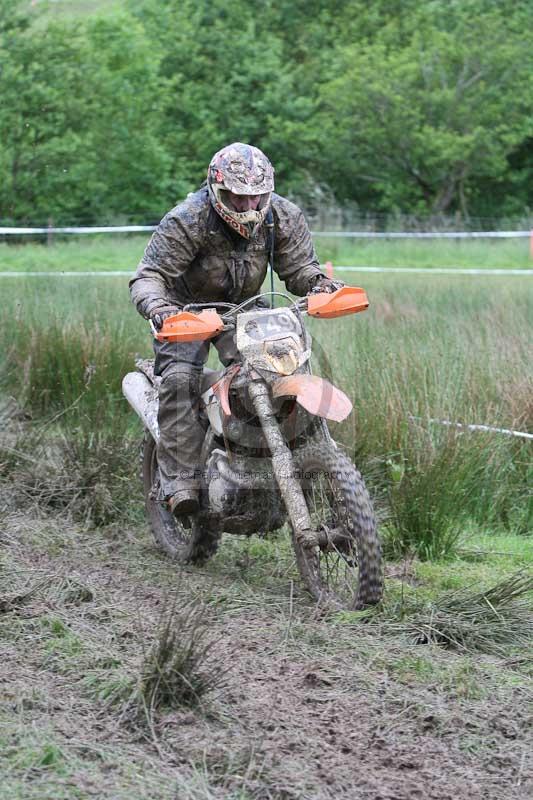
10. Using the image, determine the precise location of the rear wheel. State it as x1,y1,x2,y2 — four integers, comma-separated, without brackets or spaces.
291,444,383,609
141,434,219,564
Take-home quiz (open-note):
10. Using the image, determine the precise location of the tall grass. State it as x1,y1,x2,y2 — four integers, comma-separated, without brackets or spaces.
1,277,148,525
1,271,531,549
2,275,149,421
312,273,532,553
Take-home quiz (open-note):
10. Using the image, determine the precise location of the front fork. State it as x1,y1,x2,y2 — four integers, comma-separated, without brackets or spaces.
247,379,319,549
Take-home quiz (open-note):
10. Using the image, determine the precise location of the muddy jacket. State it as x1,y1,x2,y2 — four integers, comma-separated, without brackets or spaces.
129,188,323,318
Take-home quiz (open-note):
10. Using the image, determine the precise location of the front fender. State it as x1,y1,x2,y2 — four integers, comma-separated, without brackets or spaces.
271,375,352,423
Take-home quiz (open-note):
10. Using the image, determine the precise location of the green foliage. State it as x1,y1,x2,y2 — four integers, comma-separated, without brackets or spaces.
0,2,169,222
129,0,315,196
318,2,533,214
0,0,531,221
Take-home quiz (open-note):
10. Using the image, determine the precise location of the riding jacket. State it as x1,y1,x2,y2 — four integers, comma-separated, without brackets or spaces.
129,187,324,318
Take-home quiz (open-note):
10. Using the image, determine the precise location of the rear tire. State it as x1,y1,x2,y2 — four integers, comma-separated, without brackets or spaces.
141,434,219,564
291,444,383,609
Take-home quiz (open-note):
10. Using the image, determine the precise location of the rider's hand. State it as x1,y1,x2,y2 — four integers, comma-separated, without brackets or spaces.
149,305,181,331
307,276,345,296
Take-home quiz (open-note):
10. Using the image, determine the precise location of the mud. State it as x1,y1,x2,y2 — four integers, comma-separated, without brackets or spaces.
0,507,530,799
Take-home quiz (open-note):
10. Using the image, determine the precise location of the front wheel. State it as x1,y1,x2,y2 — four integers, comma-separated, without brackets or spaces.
291,444,383,609
141,434,219,564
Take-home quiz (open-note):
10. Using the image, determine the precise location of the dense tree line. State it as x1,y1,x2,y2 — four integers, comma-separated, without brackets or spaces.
1,0,531,224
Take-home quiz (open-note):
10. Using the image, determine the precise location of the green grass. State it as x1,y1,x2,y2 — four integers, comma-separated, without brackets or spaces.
0,233,531,272
313,234,533,270
0,236,146,273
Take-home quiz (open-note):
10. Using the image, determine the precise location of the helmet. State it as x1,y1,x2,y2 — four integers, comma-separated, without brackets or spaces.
207,142,274,239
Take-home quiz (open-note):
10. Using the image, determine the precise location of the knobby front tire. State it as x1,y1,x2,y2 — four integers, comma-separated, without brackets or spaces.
291,444,383,609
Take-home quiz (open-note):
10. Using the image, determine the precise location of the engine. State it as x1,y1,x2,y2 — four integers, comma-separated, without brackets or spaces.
206,449,285,534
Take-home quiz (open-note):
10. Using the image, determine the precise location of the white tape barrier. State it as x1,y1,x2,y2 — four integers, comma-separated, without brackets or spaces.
313,230,531,239
0,225,155,234
0,271,130,276
0,225,531,239
409,415,532,441
1,267,532,277
334,266,533,275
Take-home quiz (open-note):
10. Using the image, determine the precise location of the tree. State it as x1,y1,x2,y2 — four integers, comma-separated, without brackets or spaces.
128,0,321,198
0,3,170,222
317,2,533,215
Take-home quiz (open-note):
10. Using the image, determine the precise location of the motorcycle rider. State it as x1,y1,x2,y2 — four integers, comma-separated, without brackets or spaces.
129,142,343,516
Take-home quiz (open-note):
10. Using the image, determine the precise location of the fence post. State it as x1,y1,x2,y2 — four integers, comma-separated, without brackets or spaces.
47,217,53,247
325,260,334,278
530,229,533,259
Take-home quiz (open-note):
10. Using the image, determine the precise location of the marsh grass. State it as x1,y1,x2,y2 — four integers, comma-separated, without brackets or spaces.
385,571,533,656
381,428,531,559
311,274,532,552
2,316,138,422
1,276,147,525
118,602,225,729
1,270,531,552
0,421,140,526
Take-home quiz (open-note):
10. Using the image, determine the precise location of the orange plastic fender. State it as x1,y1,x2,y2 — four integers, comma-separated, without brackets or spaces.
307,286,369,318
156,309,224,343
212,364,241,416
272,374,352,422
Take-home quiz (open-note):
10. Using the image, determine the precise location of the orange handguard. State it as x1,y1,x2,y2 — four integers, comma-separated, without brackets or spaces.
155,309,225,343
307,286,369,318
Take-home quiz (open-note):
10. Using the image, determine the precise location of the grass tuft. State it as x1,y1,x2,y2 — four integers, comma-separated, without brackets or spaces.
383,429,472,560
117,601,225,728
381,571,533,655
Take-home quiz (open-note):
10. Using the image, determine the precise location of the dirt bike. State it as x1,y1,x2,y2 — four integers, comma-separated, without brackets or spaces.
122,287,383,609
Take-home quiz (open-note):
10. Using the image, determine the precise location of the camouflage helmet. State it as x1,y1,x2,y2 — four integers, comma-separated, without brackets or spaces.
207,142,274,239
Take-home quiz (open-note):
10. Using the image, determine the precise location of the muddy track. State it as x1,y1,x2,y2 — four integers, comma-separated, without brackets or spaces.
0,505,530,799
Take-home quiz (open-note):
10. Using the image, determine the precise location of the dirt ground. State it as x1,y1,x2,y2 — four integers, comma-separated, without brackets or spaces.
0,500,531,799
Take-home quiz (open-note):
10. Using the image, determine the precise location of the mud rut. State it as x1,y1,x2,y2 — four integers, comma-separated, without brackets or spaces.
0,505,530,800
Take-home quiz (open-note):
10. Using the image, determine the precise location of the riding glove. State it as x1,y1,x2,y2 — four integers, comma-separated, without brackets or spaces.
307,275,345,295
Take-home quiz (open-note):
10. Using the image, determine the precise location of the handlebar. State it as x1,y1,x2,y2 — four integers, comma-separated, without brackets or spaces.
183,292,306,322
153,287,369,342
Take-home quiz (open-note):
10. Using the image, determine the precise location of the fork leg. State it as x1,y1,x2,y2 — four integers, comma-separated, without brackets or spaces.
247,379,318,549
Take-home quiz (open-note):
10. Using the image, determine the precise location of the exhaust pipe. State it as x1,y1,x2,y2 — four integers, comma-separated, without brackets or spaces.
122,372,160,441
